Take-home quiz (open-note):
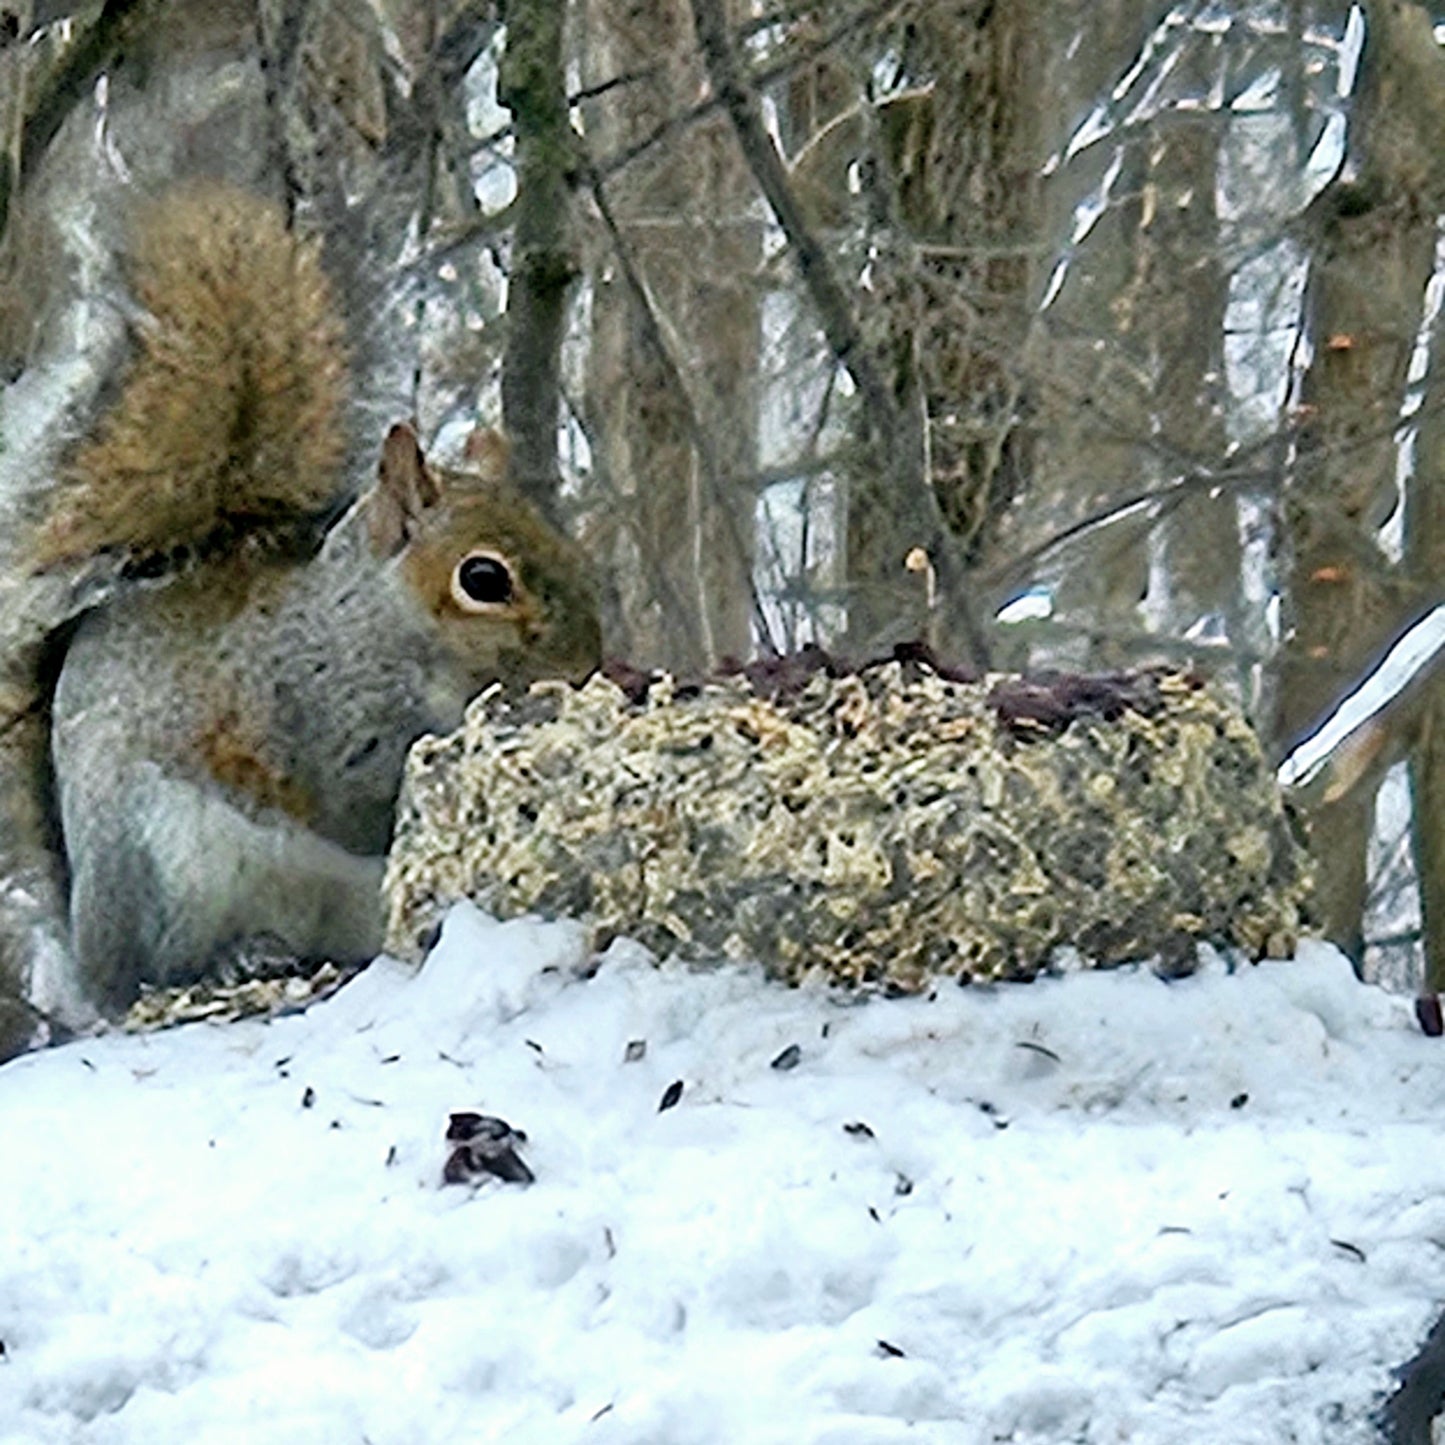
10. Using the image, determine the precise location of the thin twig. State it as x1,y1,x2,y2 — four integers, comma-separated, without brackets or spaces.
593,0,904,182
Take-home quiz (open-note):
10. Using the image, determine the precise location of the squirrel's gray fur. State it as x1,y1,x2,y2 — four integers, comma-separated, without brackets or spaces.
1,184,601,1034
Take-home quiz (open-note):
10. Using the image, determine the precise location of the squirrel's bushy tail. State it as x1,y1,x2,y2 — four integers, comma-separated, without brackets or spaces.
36,185,348,568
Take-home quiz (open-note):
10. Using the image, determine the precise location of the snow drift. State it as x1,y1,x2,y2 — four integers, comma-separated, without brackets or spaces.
1,907,1441,1444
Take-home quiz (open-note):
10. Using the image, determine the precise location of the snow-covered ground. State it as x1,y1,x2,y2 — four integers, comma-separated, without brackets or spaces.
2,906,1442,1444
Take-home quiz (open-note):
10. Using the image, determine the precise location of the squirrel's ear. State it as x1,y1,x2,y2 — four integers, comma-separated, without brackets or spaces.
368,422,443,557
463,427,511,483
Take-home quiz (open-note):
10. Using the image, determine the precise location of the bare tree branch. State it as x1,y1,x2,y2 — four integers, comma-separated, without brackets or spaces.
0,0,150,248
499,0,576,516
434,1,499,86
689,0,901,447
689,0,998,667
593,0,903,182
978,388,1445,603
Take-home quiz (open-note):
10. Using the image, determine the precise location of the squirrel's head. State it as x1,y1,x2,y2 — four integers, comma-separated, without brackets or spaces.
365,423,602,700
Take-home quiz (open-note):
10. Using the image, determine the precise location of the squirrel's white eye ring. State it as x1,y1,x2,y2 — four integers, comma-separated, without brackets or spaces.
452,551,516,611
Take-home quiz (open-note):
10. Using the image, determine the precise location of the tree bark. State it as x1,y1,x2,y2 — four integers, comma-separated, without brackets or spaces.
500,0,577,519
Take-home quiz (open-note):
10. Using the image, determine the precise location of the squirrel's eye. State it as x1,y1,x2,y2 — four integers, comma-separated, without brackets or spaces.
452,552,515,611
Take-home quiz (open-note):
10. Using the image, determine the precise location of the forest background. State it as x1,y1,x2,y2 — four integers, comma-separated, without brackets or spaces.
0,0,1436,994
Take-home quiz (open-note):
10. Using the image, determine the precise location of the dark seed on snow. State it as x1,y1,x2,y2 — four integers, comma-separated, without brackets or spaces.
659,1080,684,1112
1016,1040,1061,1063
1416,995,1444,1036
771,1044,802,1071
442,1113,535,1186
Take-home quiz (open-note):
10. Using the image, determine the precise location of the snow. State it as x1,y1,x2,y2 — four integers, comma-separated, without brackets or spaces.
1277,603,1445,790
2,906,1442,1444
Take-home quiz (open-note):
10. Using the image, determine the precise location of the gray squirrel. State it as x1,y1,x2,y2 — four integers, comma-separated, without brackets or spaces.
7,184,601,1025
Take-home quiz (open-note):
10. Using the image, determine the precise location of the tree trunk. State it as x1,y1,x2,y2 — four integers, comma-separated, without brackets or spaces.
1276,0,1445,970
500,0,577,519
